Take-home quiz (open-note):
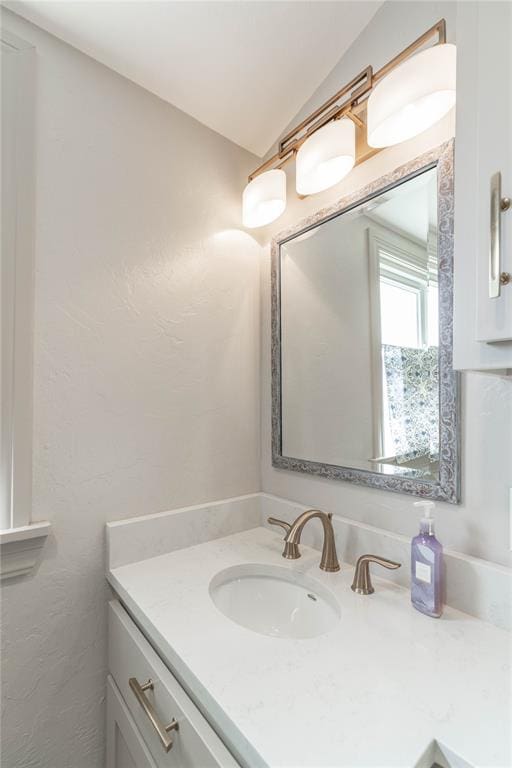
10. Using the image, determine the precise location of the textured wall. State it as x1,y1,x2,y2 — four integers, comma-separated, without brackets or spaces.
260,0,512,568
0,9,260,768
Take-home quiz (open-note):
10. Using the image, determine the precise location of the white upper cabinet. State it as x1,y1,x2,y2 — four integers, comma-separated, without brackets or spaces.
454,1,512,370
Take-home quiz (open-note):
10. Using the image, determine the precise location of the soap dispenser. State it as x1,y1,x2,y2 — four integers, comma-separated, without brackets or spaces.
411,501,443,618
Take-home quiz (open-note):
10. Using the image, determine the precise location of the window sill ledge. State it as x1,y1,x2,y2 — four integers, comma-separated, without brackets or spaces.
0,522,51,580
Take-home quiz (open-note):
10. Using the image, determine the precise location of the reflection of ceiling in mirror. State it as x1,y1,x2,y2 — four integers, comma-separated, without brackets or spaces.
283,169,437,251
364,169,437,244
286,226,321,245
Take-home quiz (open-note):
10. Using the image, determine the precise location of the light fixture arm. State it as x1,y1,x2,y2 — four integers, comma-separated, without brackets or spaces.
247,18,447,183
278,65,373,157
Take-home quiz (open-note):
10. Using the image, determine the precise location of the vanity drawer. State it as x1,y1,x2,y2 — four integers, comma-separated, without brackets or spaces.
108,600,239,768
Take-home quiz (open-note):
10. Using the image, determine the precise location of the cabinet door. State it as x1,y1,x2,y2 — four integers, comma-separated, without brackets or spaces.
107,675,157,768
454,1,512,369
475,1,512,343
108,601,241,768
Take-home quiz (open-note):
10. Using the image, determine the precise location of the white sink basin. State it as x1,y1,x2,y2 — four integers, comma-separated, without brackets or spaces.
209,563,340,639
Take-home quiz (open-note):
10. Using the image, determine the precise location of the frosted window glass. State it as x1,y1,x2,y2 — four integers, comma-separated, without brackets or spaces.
380,280,421,348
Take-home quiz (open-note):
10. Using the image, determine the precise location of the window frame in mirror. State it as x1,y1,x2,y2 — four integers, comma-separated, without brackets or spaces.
271,139,460,503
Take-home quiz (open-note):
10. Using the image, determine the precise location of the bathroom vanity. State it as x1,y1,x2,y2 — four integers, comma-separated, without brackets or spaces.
105,105,512,768
107,600,238,768
106,497,511,768
105,131,512,767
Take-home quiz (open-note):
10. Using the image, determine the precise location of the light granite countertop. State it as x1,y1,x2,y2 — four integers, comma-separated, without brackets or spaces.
108,527,511,768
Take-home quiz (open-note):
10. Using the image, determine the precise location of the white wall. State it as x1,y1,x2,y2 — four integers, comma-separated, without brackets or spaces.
281,216,374,466
261,0,512,568
1,5,511,768
0,9,261,768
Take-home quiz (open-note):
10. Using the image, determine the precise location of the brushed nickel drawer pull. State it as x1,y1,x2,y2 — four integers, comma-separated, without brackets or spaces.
129,677,179,753
490,171,511,299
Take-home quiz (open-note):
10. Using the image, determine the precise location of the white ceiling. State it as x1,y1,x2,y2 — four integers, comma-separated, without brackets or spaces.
5,0,382,157
370,169,438,244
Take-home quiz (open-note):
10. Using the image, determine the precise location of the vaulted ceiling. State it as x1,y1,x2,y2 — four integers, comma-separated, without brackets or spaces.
5,1,382,156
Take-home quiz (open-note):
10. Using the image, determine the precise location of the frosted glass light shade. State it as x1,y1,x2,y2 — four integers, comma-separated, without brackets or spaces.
242,169,286,228
367,43,456,148
296,118,355,195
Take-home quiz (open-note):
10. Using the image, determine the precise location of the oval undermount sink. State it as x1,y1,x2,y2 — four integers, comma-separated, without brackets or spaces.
209,563,340,639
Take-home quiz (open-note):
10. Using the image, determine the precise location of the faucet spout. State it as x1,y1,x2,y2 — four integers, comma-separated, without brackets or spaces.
284,509,340,572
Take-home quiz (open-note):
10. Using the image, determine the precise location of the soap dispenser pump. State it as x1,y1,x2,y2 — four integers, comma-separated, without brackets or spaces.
411,501,443,618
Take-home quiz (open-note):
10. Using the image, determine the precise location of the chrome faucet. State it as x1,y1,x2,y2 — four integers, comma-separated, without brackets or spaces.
268,509,340,572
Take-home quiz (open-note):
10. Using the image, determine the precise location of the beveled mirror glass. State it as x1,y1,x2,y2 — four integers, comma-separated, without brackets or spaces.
271,141,459,502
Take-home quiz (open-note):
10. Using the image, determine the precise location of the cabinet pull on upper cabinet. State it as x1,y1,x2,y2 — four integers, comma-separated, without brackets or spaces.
490,171,511,298
129,677,179,753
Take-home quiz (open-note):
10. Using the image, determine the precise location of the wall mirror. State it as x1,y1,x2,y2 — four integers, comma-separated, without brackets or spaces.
271,141,459,502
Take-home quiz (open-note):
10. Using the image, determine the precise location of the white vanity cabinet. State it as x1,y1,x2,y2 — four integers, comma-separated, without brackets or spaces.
107,600,240,768
107,676,158,768
453,0,512,370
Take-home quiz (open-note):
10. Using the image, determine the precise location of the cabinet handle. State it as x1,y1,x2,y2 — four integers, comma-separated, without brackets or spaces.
490,171,511,298
129,677,179,753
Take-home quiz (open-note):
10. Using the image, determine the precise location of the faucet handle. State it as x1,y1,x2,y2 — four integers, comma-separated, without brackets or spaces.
351,554,401,595
267,517,291,535
268,517,301,559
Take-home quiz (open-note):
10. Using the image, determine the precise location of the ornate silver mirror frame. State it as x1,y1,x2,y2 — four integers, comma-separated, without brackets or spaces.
271,139,460,503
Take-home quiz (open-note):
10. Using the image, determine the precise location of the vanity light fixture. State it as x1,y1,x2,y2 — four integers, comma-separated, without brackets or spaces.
366,43,456,148
242,168,286,228
242,19,455,228
296,118,355,195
